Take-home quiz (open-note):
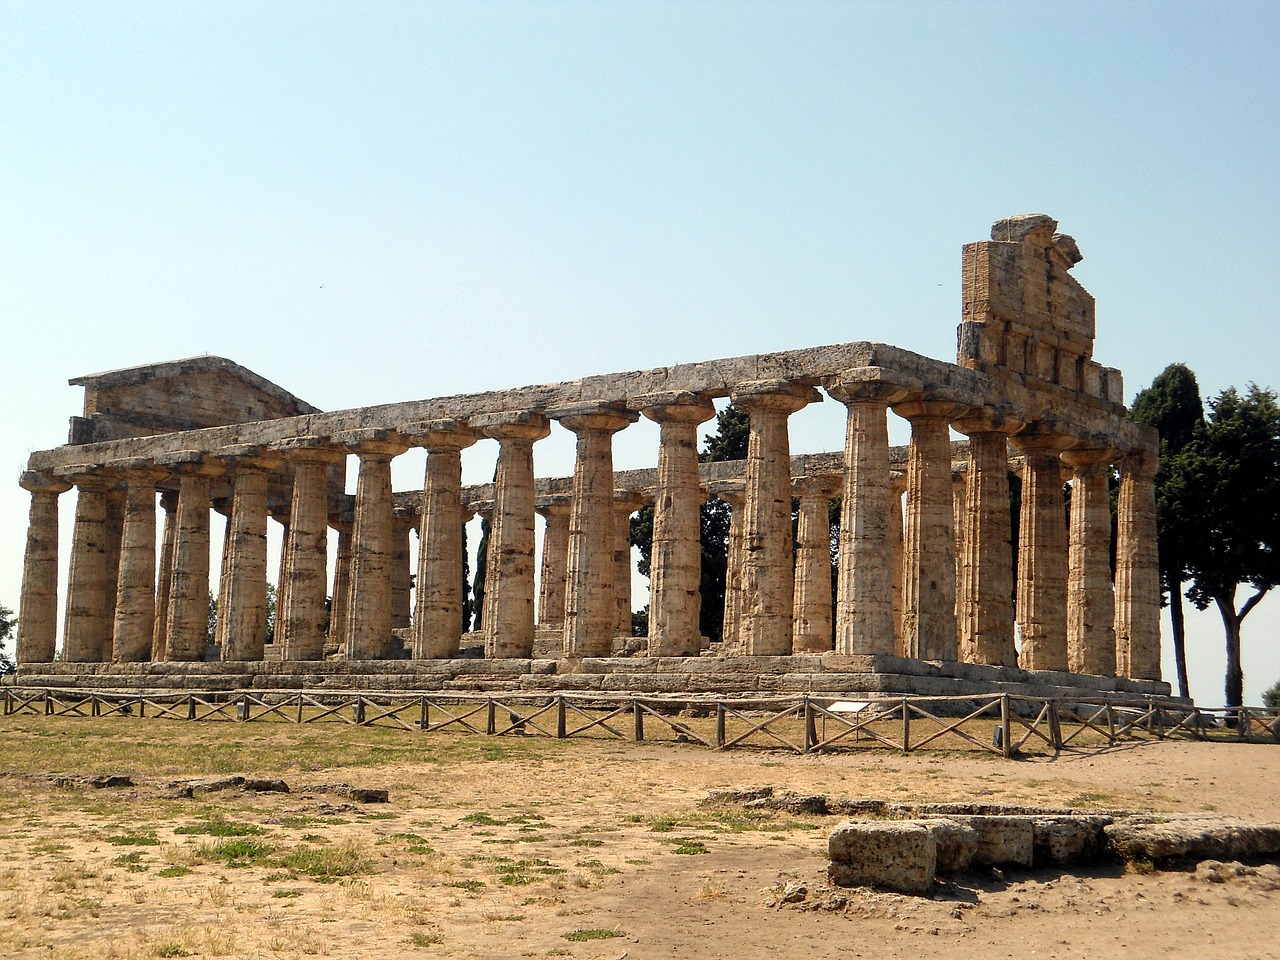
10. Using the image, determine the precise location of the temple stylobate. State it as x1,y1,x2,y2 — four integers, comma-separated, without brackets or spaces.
15,216,1168,700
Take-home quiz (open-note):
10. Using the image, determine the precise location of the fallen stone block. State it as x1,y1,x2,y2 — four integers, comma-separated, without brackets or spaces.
701,786,774,806
305,783,390,803
1033,816,1111,865
828,820,936,894
925,820,979,873
244,778,290,793
1105,817,1280,863
944,815,1034,867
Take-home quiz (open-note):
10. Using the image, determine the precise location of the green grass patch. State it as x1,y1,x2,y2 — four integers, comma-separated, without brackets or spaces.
668,837,709,855
562,928,624,942
174,816,265,837
193,837,277,868
444,879,486,893
408,932,444,946
278,840,371,882
156,865,192,878
106,830,160,846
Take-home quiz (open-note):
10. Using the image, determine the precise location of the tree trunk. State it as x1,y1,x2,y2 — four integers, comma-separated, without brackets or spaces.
1215,591,1244,708
1170,577,1189,699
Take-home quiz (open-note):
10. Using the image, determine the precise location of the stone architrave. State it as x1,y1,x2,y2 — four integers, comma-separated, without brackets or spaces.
731,381,820,656
825,376,913,656
101,487,126,660
273,440,344,661
1063,448,1118,676
551,403,638,659
162,454,225,661
402,420,478,659
108,460,167,662
892,399,966,661
218,447,284,662
711,483,746,652
640,393,716,657
613,490,647,639
1011,432,1073,672
536,497,572,630
328,518,353,655
391,506,417,631
473,412,551,658
889,471,906,656
1115,451,1161,680
16,471,72,664
338,430,409,660
151,491,178,661
791,475,841,653
60,468,113,663
952,411,1022,667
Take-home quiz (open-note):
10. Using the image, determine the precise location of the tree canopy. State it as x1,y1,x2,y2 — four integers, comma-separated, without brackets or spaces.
0,602,14,675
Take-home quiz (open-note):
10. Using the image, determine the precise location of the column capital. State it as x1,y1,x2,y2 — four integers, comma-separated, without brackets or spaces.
613,489,647,512
219,444,286,473
19,470,72,496
472,410,551,443
536,494,573,518
271,436,346,465
468,497,495,520
103,458,169,486
1060,446,1117,472
53,463,114,488
824,368,918,406
707,480,745,506
400,418,478,451
637,392,717,425
792,474,842,500
952,406,1026,437
333,428,410,458
1119,447,1160,479
891,398,968,422
731,379,821,414
1010,430,1076,457
393,502,420,523
156,451,227,477
549,401,638,434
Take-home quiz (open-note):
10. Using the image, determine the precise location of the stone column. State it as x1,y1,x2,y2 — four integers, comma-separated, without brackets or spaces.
791,475,841,653
16,471,71,664
536,497,572,630
162,455,225,661
825,378,911,656
270,508,291,649
892,399,965,662
212,501,234,655
1063,448,1117,676
273,441,343,661
1011,432,1073,672
328,518,353,654
474,412,551,658
338,430,409,660
731,381,819,656
218,448,283,662
711,483,746,651
109,461,167,662
952,413,1022,667
391,506,417,631
152,491,179,661
613,491,647,639
101,487,126,661
889,471,906,656
551,403,638,658
641,394,716,657
403,420,478,659
61,468,113,663
1115,450,1161,680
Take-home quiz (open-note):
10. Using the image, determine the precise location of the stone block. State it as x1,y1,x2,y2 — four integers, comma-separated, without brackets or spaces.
827,820,936,894
1105,817,1280,863
925,820,979,873
1033,816,1111,865
945,815,1035,867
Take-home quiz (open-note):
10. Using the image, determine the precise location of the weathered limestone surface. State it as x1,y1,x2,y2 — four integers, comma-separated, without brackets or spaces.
220,452,281,662
1064,448,1117,675
713,483,746,654
151,491,178,661
17,472,72,664
1115,452,1161,680
110,464,166,662
536,497,571,630
1013,434,1072,671
277,442,342,661
163,458,224,661
60,472,113,663
828,820,937,894
791,474,840,653
613,490,645,638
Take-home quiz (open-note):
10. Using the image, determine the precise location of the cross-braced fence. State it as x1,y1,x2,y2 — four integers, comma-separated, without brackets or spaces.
4,688,1276,757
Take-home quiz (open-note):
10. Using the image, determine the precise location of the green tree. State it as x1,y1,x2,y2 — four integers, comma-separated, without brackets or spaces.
263,582,277,646
1175,385,1280,707
1130,363,1206,699
1264,678,1280,712
0,602,15,675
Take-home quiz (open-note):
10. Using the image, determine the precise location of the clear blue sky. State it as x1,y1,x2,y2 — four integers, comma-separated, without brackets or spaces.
3,1,1277,703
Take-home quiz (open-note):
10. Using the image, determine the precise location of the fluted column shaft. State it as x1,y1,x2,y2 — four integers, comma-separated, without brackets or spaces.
111,466,166,662
63,473,113,663
613,493,645,639
1064,449,1116,676
164,460,223,661
1115,452,1161,680
101,489,126,661
152,492,179,660
890,472,906,656
894,400,964,661
732,383,817,655
392,509,416,631
220,454,282,661
328,520,354,654
536,499,572,630
343,436,407,660
409,423,477,659
17,472,71,664
717,486,746,652
792,477,840,653
556,407,636,658
1012,435,1071,671
277,445,341,661
479,414,551,658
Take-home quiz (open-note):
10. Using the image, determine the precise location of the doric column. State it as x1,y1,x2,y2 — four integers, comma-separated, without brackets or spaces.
791,475,841,653
402,420,478,659
101,487,126,661
16,471,72,664
892,399,965,662
640,393,716,657
217,447,283,661
890,471,906,656
551,403,638,658
109,461,167,662
1063,447,1117,676
474,412,551,658
613,490,647,639
270,507,291,649
212,500,234,655
338,430,409,660
1011,432,1073,672
273,440,343,661
328,518,354,655
731,380,820,656
151,491,179,661
710,482,746,651
536,497,572,630
60,468,113,663
1115,450,1161,680
952,412,1022,667
392,505,417,631
162,454,225,661
825,377,911,656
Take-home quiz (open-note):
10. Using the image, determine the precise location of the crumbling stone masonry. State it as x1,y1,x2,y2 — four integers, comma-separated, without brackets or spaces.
15,216,1166,698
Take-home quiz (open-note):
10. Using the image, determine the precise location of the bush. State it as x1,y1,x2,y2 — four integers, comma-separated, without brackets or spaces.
1263,679,1280,711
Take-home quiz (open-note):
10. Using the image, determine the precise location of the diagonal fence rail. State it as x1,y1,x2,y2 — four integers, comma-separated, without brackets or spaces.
3,687,1276,757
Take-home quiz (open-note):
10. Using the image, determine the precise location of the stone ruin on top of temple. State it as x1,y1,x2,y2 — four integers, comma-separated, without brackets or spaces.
14,215,1168,699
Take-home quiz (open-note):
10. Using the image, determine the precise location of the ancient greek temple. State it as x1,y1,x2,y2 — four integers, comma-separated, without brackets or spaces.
15,215,1168,699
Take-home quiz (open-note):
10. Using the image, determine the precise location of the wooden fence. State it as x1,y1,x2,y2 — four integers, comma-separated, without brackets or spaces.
3,687,1277,758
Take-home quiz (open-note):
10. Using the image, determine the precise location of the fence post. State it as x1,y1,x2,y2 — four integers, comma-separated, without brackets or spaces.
556,696,566,738
999,694,1012,759
1048,699,1062,751
91,694,100,718
901,697,910,754
354,695,366,725
803,697,816,754
419,695,428,730
187,694,196,721
486,699,496,735
715,703,726,748
237,695,249,722
45,690,53,715
633,699,644,742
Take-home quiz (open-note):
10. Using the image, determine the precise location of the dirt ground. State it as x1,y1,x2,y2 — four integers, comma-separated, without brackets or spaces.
0,714,1277,960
